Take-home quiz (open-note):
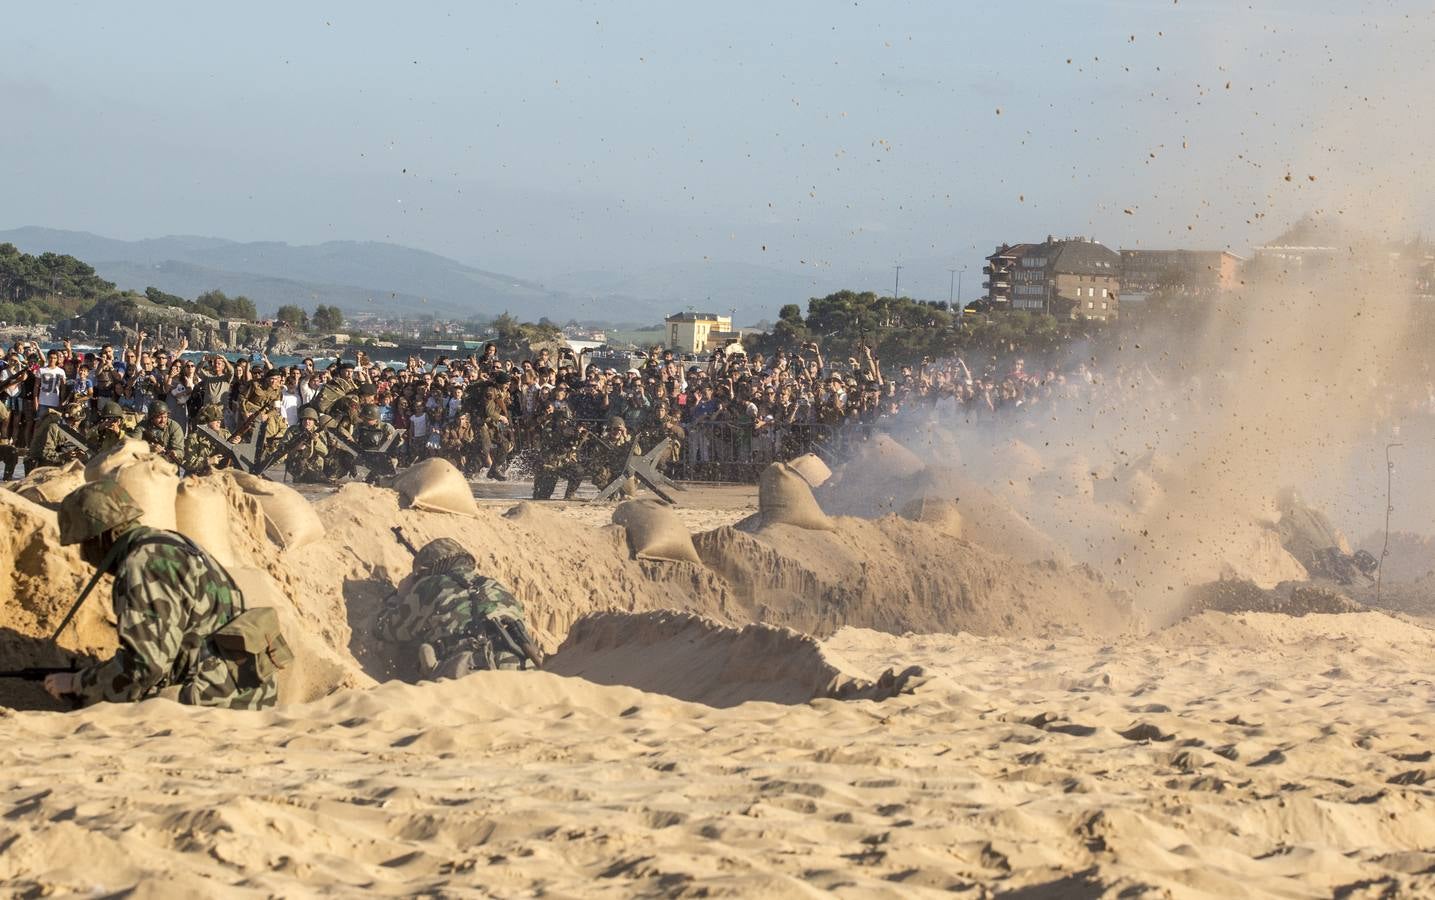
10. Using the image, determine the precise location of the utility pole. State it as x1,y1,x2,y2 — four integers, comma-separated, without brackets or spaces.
893,265,903,300
958,267,966,306
948,268,957,305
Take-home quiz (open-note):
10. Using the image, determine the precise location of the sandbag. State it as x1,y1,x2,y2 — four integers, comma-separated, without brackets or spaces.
613,499,701,564
392,458,479,518
786,453,832,489
13,460,85,508
112,457,180,531
853,433,925,480
899,496,964,539
229,471,325,549
175,477,240,568
759,462,834,531
226,566,374,705
84,438,150,482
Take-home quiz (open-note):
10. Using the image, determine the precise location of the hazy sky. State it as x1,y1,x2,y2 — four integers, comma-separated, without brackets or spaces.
3,1,1431,299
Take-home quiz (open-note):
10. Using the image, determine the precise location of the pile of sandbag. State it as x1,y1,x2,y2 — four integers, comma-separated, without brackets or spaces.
392,458,479,517
899,496,964,539
229,471,326,549
785,453,832,489
612,499,701,563
9,460,85,508
757,462,834,531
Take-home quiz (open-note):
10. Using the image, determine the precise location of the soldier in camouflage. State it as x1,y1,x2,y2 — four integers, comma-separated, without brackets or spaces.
88,400,135,453
141,400,185,465
532,404,585,500
284,407,331,483
43,481,285,709
376,537,543,680
27,400,88,470
182,404,230,475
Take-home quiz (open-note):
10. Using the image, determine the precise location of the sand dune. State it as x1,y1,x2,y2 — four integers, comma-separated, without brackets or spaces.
2,613,1434,896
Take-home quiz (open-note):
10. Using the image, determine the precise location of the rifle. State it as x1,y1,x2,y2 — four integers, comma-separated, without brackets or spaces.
391,526,420,556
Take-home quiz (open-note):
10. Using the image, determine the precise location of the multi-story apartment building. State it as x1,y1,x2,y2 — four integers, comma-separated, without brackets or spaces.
982,236,1122,320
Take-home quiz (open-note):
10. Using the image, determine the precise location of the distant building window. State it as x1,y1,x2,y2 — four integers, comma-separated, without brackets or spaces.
1087,301,1094,309
1101,302,1108,310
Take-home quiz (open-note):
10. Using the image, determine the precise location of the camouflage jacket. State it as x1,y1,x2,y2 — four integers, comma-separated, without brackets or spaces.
376,568,525,648
28,411,84,467
142,418,186,462
76,526,278,710
283,429,329,474
182,428,227,475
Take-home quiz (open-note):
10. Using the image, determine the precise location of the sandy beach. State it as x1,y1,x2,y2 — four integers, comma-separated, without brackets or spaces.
3,610,1434,897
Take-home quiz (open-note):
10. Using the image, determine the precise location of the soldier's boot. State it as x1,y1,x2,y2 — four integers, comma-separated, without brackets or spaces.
0,445,17,480
416,643,439,679
487,465,507,482
533,472,557,500
562,476,580,501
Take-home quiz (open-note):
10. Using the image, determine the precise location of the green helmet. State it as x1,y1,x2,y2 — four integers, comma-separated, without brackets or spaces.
199,404,225,423
98,400,125,420
413,538,474,576
360,403,381,422
299,407,319,422
147,401,168,418
58,481,143,546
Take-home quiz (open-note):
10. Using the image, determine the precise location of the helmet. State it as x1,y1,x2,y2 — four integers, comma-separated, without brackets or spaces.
607,416,626,430
147,401,168,418
413,538,474,576
360,403,381,422
299,407,319,422
97,400,125,420
58,481,143,546
199,404,224,423
62,401,87,420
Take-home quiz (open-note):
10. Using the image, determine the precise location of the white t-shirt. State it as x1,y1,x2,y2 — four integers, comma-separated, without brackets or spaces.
410,411,429,438
281,389,301,427
37,366,66,408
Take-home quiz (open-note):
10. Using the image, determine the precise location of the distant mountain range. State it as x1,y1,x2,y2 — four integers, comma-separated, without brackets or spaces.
0,227,854,326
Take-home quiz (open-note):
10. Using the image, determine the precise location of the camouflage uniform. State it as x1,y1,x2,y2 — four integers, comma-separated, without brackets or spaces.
183,405,230,475
313,373,357,415
347,404,399,480
88,400,136,453
27,406,88,469
376,538,540,678
238,375,286,455
284,409,331,483
141,402,185,464
58,482,284,710
532,409,584,500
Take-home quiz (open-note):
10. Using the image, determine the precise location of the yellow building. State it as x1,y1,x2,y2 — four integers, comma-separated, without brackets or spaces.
665,312,735,354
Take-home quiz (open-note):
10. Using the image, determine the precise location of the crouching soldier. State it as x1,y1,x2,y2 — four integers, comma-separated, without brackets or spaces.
141,401,185,465
183,404,230,475
376,538,543,680
284,408,331,484
43,481,291,709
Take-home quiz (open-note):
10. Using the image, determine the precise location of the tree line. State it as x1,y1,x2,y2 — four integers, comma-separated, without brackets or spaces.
744,290,1107,368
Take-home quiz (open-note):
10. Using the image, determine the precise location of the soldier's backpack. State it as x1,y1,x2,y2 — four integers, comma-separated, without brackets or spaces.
210,606,295,680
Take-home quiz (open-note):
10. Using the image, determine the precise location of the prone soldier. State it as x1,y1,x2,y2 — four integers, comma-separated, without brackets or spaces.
376,537,542,680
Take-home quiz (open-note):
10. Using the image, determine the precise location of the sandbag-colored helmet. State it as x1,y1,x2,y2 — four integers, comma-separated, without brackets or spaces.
58,481,143,546
413,538,474,576
199,404,225,423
